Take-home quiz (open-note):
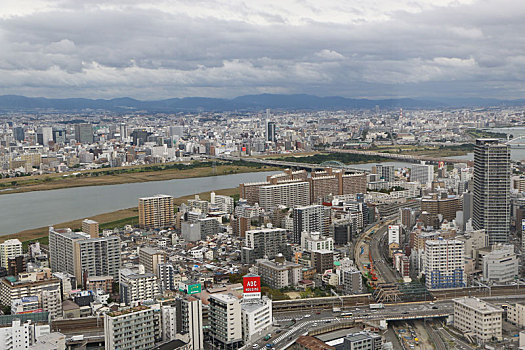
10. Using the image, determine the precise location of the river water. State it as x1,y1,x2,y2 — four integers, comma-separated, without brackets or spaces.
0,161,417,236
0,171,282,236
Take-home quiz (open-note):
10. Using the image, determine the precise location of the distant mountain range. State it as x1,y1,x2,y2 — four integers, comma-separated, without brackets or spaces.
0,94,524,112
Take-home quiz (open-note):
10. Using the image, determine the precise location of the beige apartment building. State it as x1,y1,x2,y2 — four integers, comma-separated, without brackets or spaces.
138,194,175,229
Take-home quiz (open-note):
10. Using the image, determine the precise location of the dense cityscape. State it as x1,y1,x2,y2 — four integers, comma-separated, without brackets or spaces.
0,106,524,350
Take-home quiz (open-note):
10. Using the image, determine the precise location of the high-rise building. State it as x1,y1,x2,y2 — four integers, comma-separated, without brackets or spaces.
41,127,53,147
138,247,166,275
209,294,243,349
256,255,302,289
179,296,204,350
301,231,334,252
258,181,310,211
119,267,159,306
0,239,22,269
158,264,176,292
331,219,354,246
13,127,24,142
81,219,99,238
138,194,175,229
241,297,272,342
424,239,465,290
73,123,93,144
293,205,324,244
453,297,502,343
410,161,434,186
241,228,286,264
104,305,156,350
372,164,395,182
48,227,121,284
41,286,62,320
473,139,510,244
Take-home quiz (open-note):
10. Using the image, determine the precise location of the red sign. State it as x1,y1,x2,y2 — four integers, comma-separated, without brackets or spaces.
243,276,261,294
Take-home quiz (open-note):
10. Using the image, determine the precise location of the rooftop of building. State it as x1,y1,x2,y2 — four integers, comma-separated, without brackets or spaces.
454,297,503,314
107,305,151,318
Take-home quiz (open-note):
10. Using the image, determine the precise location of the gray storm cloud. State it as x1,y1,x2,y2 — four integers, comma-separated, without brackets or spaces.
0,0,524,99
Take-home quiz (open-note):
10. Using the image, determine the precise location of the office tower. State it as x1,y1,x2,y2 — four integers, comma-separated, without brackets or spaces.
13,127,24,142
179,296,204,350
52,129,66,144
131,128,150,146
119,267,159,306
41,286,62,320
293,205,324,244
119,123,128,139
259,181,310,211
473,139,510,244
138,194,175,229
138,247,166,275
241,228,287,264
410,161,434,185
266,121,276,142
41,127,53,147
0,239,22,269
48,227,121,284
73,123,93,144
372,164,395,182
453,297,503,343
332,219,354,245
424,239,465,290
81,219,99,238
209,294,243,349
104,305,156,350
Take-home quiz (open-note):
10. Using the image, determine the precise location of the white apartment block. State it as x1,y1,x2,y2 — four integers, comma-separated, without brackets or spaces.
388,225,401,245
209,294,243,347
0,320,50,350
411,162,434,186
104,305,156,350
301,231,334,252
453,297,502,343
119,267,160,306
424,239,465,290
259,181,310,211
0,239,22,269
241,297,273,342
507,303,525,328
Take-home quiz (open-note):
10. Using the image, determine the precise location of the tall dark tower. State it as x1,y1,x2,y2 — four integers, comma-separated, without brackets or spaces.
472,139,510,244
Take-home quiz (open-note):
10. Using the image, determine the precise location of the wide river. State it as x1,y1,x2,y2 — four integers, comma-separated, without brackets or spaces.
0,171,283,236
1,161,416,236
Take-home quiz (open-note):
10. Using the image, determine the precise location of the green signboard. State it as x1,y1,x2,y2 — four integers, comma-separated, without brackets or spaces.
187,283,202,295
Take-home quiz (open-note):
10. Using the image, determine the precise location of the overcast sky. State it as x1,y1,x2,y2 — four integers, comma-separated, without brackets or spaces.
1,0,524,100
